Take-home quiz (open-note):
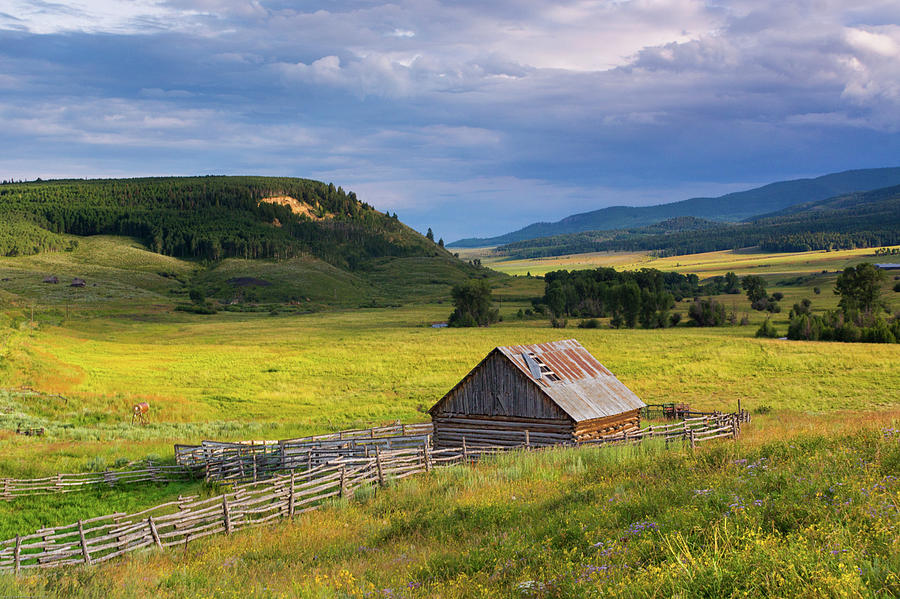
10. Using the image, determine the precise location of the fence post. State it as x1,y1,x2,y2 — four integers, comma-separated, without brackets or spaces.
222,496,232,534
252,453,258,482
524,430,530,448
148,517,163,549
462,437,468,464
423,441,431,473
339,466,346,498
289,471,296,517
401,423,407,436
13,534,21,573
77,519,92,565
307,449,312,472
375,448,385,487
689,429,696,449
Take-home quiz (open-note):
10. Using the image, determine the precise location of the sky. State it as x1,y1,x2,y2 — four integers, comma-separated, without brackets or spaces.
1,1,899,242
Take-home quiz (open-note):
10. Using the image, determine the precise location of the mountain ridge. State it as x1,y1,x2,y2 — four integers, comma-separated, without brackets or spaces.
449,167,900,248
494,183,900,259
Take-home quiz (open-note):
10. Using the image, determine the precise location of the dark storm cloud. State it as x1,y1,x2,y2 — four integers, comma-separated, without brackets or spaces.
1,1,899,239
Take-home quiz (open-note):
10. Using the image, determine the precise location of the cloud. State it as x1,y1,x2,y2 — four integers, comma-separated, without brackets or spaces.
2,0,900,238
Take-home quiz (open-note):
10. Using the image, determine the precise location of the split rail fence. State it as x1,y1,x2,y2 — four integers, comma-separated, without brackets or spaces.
0,414,744,572
1,463,198,501
174,422,433,483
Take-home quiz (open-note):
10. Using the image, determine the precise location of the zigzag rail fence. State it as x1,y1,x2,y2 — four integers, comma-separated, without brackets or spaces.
1,422,433,501
0,461,198,501
0,413,744,572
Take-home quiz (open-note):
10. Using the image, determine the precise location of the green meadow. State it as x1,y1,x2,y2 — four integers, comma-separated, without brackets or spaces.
0,236,899,597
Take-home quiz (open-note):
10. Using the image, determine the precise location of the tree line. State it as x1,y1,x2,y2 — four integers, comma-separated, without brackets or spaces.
0,177,442,268
781,263,900,344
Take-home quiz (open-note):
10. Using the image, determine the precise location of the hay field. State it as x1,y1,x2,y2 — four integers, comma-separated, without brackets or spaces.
480,245,900,277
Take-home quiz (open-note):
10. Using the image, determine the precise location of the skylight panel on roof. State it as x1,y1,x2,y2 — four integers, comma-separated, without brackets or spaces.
524,352,561,382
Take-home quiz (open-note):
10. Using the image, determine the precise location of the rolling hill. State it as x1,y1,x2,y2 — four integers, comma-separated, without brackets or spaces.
449,167,900,248
0,176,492,309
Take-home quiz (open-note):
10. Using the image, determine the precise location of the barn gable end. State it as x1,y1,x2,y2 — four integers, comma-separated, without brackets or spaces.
431,350,570,421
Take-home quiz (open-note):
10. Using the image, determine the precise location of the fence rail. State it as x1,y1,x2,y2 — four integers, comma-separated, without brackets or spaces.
1,463,198,501
641,404,751,424
174,422,434,482
0,414,744,572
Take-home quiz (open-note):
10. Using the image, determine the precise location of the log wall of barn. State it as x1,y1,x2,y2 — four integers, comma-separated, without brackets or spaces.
432,413,574,448
573,409,641,441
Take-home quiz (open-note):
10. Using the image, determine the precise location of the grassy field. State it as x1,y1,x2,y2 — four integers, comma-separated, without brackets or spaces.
475,245,900,278
1,412,898,598
1,300,899,477
0,237,899,597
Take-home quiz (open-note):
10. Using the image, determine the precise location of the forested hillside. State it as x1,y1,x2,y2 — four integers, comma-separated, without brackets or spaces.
450,167,900,247
497,185,900,258
0,177,442,269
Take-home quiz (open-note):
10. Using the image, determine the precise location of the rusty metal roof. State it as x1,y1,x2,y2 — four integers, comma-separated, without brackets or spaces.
496,339,645,422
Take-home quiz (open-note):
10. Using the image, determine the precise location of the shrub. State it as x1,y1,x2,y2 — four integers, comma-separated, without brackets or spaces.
669,312,682,326
772,292,784,301
175,303,218,314
814,286,821,294
894,282,900,292
85,456,107,472
688,299,726,327
754,404,772,415
577,318,600,329
550,316,567,328
448,280,499,327
755,318,779,338
862,319,897,344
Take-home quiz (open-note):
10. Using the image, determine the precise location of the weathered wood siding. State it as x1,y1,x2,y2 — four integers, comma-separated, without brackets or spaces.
435,353,569,420
432,352,574,448
431,351,640,449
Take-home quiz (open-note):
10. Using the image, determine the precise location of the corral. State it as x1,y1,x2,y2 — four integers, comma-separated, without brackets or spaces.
0,414,743,571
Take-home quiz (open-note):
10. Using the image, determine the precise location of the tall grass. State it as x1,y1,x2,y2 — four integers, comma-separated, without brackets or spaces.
2,420,898,598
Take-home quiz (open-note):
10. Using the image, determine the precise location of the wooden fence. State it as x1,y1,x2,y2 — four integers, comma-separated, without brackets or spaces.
0,414,744,573
1,463,198,501
174,422,434,482
176,415,743,483
0,445,485,572
642,404,751,424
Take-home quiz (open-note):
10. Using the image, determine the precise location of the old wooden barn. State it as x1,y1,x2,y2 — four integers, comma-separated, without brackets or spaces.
429,339,646,448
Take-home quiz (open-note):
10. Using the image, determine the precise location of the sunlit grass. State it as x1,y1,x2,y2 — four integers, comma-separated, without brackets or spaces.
2,411,897,598
480,245,900,278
